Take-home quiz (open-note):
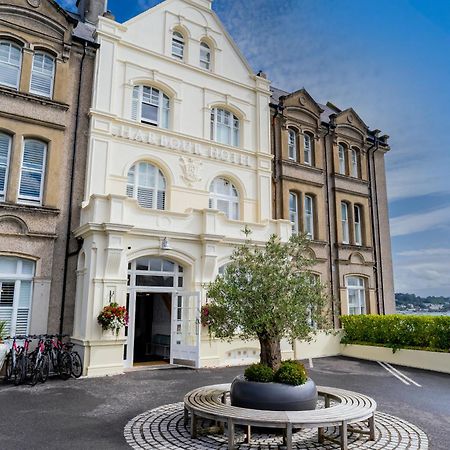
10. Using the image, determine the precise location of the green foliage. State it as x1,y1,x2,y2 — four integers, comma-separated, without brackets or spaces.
244,363,274,383
341,314,450,352
273,360,308,386
204,232,330,364
0,321,6,342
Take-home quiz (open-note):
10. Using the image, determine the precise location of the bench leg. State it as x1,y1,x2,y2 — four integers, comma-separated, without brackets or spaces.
190,412,197,439
318,427,324,444
369,414,375,440
286,424,293,450
325,394,330,408
184,407,189,426
245,425,251,444
340,421,348,450
227,419,235,450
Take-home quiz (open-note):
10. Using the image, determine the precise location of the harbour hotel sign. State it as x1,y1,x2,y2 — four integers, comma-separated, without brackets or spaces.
109,124,253,167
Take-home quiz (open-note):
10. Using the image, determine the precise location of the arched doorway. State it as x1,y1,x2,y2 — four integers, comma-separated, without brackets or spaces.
126,256,200,368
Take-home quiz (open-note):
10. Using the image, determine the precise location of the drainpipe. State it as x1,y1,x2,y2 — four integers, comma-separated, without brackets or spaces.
59,42,88,334
322,118,337,327
271,97,284,219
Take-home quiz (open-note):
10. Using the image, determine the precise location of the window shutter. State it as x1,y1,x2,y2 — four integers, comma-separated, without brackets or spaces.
0,281,14,336
157,190,165,210
131,85,140,120
15,280,31,335
137,187,154,208
19,140,46,203
0,133,11,199
30,53,54,98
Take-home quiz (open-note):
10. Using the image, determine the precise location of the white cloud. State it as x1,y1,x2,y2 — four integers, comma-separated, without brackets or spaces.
390,205,450,237
397,248,450,257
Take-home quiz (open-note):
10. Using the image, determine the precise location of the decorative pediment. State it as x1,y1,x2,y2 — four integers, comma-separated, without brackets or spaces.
335,108,368,135
282,88,324,120
0,215,29,236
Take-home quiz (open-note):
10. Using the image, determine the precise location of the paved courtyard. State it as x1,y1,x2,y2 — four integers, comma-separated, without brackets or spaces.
0,357,448,450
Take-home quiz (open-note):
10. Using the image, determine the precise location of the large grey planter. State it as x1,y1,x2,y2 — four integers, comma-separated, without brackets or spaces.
230,375,318,411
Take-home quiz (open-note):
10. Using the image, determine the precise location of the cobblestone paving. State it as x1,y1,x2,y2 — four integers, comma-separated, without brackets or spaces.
124,401,428,449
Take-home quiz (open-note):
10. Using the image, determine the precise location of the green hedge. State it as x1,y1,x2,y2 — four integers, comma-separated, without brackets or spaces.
340,314,450,352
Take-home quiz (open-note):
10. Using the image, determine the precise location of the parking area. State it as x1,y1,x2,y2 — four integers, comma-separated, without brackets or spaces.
0,356,448,449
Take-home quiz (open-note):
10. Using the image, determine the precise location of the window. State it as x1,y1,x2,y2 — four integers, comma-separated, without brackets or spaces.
341,202,349,244
18,139,46,204
346,276,366,315
338,144,346,175
288,129,297,161
0,133,11,201
354,205,362,246
171,31,185,60
127,162,166,210
289,192,298,234
350,148,359,178
209,177,239,220
30,52,55,98
0,41,22,89
0,257,34,336
132,85,169,128
304,195,314,239
304,133,313,166
200,42,211,70
210,108,240,147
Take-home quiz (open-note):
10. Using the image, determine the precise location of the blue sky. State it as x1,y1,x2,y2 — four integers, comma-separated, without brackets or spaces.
60,0,450,297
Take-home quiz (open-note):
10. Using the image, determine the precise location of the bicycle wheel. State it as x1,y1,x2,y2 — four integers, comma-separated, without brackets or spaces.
40,354,49,383
13,355,25,386
30,357,41,386
3,352,12,383
58,352,72,380
70,352,83,378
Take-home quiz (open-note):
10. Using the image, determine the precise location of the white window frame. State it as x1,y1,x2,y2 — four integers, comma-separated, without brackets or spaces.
29,51,55,98
0,132,12,202
18,139,47,205
0,257,34,336
304,195,314,240
209,177,240,220
126,162,166,210
351,148,359,178
171,31,185,60
200,41,211,70
304,133,313,166
354,204,362,246
0,40,22,90
341,202,349,244
289,192,299,234
132,85,170,129
346,276,366,315
210,108,240,147
288,129,297,161
338,144,346,175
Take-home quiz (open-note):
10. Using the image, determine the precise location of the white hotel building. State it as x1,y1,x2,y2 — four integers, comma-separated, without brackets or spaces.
73,0,293,376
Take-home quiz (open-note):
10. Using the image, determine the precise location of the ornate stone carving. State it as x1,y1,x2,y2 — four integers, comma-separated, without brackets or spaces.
179,156,202,186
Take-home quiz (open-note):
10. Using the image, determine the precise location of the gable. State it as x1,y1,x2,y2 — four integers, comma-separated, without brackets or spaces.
335,108,368,135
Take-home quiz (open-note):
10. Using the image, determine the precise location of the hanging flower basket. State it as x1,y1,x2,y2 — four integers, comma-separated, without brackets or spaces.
201,303,213,327
97,302,129,336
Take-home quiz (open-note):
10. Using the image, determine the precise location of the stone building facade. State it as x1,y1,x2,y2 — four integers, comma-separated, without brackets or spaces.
0,0,97,337
270,87,395,322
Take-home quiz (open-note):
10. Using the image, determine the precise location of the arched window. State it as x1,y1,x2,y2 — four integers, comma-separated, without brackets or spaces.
132,85,170,128
0,132,12,201
18,139,46,205
200,41,211,70
354,205,362,246
0,256,34,335
338,144,346,175
0,41,22,89
341,201,349,244
30,51,55,98
304,195,314,239
350,147,359,178
126,162,166,210
304,133,313,166
171,31,185,60
289,191,299,234
288,129,297,161
346,276,366,315
209,177,239,220
210,108,239,147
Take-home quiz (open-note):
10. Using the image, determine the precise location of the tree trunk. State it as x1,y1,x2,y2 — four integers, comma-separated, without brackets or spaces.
258,334,282,371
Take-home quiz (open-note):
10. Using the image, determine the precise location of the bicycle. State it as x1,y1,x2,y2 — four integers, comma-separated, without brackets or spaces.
44,334,71,380
28,335,49,386
3,336,31,386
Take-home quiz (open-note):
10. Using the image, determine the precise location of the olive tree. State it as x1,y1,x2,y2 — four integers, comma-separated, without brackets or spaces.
203,230,329,371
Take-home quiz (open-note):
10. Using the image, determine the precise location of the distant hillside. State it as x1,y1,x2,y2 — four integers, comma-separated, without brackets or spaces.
395,293,450,313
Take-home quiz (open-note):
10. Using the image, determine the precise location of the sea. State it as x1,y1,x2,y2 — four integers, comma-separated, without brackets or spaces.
398,311,450,316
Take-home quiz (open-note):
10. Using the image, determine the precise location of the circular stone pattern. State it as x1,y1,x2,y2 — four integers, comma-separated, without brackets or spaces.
124,401,428,450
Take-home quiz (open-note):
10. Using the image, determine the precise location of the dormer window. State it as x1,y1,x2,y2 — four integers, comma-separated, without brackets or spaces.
171,31,185,60
132,85,170,128
200,42,211,70
0,41,22,89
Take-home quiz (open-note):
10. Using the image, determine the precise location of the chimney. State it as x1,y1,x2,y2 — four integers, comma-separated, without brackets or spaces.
77,0,108,25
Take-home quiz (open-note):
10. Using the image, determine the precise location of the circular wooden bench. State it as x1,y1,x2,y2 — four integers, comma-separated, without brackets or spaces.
184,383,376,450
